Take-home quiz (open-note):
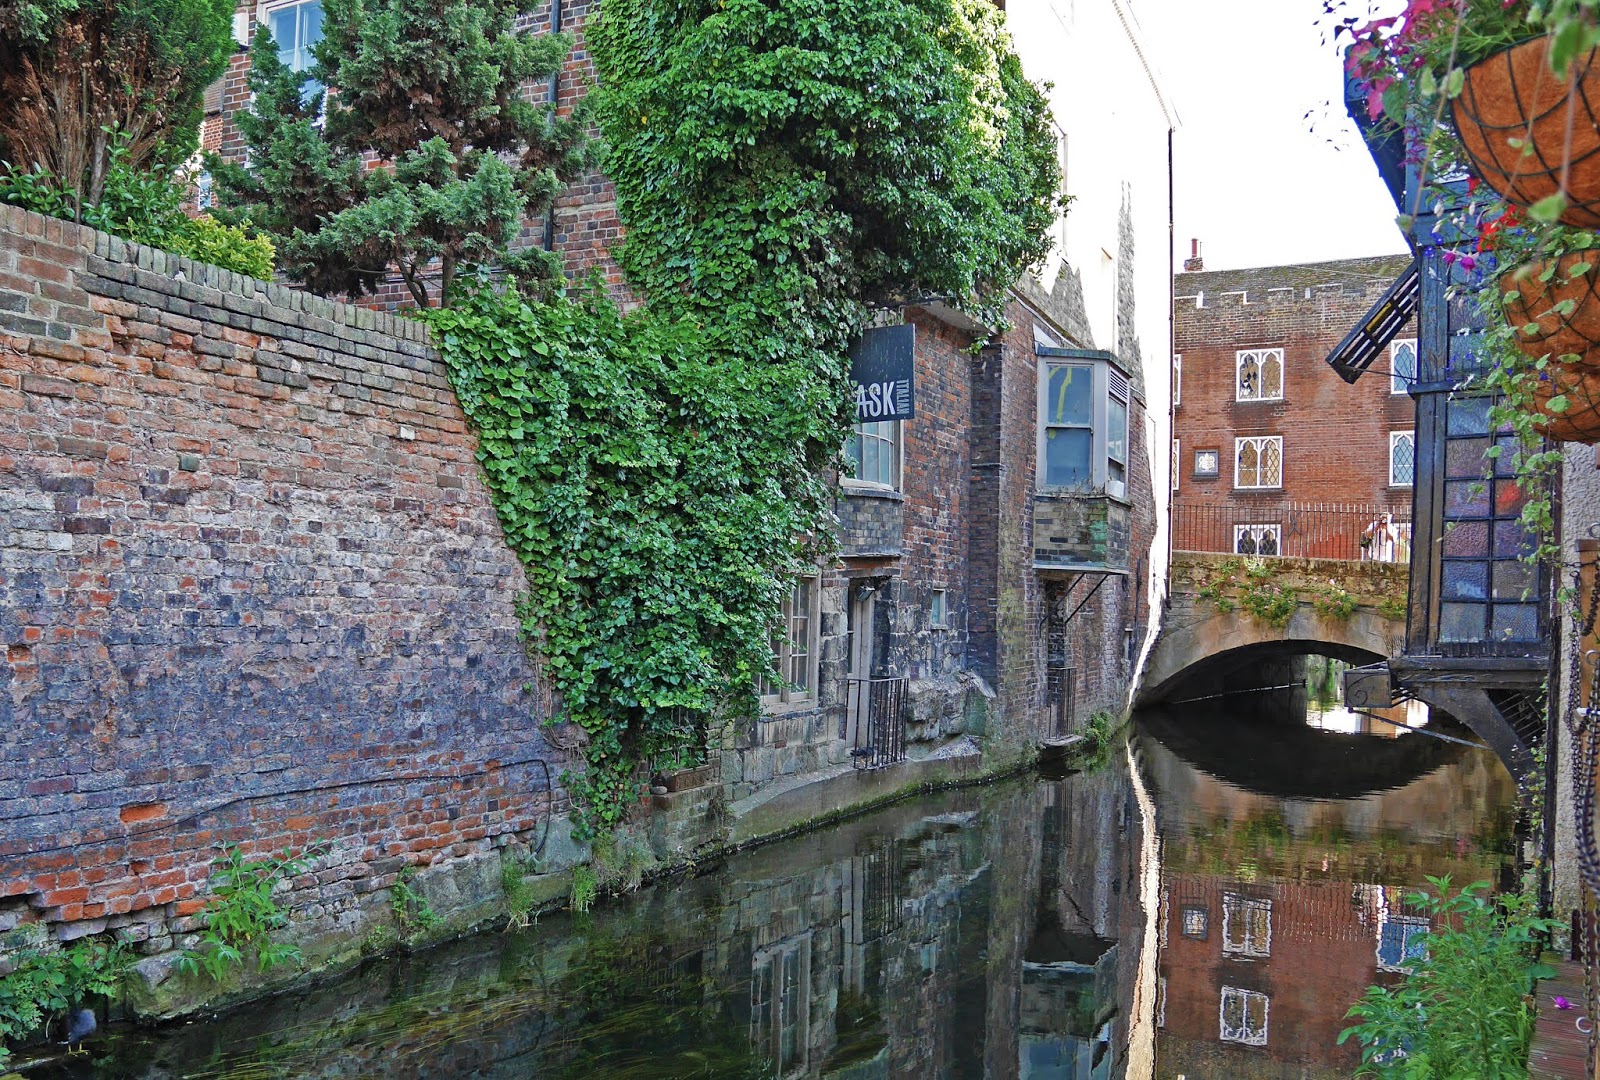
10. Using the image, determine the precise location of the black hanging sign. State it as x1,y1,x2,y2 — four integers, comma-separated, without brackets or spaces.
849,324,915,421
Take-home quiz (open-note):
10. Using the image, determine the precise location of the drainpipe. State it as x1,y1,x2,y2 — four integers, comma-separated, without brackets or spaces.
542,0,564,254
1165,126,1176,611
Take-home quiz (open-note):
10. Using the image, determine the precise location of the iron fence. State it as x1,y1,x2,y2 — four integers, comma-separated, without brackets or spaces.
1172,501,1412,563
847,677,907,770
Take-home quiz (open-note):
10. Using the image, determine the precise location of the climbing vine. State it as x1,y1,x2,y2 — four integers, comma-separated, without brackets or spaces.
430,0,1061,840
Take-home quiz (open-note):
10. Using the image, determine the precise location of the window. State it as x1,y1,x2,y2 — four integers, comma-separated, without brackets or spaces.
1236,348,1284,402
1181,905,1208,940
1194,449,1219,478
1377,915,1430,972
930,589,948,629
761,578,819,708
1222,893,1272,957
1220,986,1270,1046
265,0,324,103
1233,524,1281,557
1043,362,1094,487
1172,438,1179,494
1039,355,1131,498
752,936,811,1076
1172,353,1182,408
1108,368,1129,496
1391,338,1417,395
1234,436,1282,489
1390,430,1415,487
845,420,900,490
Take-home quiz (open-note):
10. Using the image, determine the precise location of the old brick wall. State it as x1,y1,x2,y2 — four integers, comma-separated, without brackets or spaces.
1173,256,1416,542
0,206,566,976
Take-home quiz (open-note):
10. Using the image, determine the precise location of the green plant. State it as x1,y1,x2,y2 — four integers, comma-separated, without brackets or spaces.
0,936,128,1064
0,0,234,206
390,866,442,935
1311,582,1359,621
569,865,597,916
1339,876,1561,1078
209,0,590,305
175,843,321,982
1378,596,1409,622
0,133,276,277
429,0,1059,841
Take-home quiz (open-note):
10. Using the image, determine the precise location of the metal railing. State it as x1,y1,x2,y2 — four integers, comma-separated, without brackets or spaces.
847,677,907,770
1172,501,1412,563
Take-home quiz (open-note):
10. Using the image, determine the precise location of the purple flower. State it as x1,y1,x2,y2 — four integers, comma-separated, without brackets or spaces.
1555,995,1574,1010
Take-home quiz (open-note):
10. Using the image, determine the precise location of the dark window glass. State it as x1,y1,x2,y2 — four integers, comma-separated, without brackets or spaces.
1440,603,1488,642
1446,437,1491,478
1441,562,1489,601
1492,604,1541,642
1447,396,1492,436
1441,521,1489,559
1492,560,1536,601
1445,480,1491,518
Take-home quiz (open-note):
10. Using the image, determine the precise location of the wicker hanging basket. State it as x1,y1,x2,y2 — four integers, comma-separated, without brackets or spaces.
1453,37,1600,229
1502,251,1600,441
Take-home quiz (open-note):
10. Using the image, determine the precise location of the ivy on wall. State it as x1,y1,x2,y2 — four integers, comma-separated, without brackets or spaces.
431,0,1062,838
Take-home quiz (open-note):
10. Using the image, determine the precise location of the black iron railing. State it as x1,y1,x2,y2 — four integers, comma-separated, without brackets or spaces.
1172,501,1412,563
847,677,907,770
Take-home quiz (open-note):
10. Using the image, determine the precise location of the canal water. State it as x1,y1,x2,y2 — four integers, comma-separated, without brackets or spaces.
36,707,1517,1079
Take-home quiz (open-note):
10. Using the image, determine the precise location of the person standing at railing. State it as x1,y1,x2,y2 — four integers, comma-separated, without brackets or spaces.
1362,513,1399,562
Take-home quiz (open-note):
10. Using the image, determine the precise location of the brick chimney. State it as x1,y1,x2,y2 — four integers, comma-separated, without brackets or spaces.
1182,238,1204,272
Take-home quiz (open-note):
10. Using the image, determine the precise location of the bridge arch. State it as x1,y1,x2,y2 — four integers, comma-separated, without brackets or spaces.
1143,553,1535,779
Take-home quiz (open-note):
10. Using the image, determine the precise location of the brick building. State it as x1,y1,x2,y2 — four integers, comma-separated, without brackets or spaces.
0,1,1174,1009
1172,255,1417,561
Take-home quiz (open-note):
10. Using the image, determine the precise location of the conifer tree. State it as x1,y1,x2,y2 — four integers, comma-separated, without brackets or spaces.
212,0,589,306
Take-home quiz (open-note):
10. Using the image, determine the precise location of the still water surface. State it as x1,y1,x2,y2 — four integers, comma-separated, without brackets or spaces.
53,711,1517,1079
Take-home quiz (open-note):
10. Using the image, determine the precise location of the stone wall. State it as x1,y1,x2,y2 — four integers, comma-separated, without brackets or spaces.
0,205,570,1006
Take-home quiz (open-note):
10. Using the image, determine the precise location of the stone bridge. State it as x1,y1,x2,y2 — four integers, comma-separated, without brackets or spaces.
1140,552,1409,705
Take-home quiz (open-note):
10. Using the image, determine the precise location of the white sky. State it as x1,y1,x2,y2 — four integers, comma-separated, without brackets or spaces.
1129,0,1410,271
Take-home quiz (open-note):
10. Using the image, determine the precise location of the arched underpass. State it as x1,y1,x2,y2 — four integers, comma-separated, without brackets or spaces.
1142,553,1536,781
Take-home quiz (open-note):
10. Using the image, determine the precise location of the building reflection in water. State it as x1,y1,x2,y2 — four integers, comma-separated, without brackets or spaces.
1142,725,1517,1080
58,721,1513,1080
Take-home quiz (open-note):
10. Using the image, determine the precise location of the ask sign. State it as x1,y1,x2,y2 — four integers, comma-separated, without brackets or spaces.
849,324,915,422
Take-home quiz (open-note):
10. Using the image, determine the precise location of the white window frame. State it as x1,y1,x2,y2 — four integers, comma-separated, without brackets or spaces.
1037,356,1131,500
258,0,325,113
1221,893,1272,958
1172,353,1182,408
1233,436,1283,490
1232,523,1282,557
1391,338,1417,395
843,419,901,492
1171,437,1179,494
1219,986,1270,1046
1376,913,1430,973
1389,430,1416,488
761,576,820,712
1235,348,1284,403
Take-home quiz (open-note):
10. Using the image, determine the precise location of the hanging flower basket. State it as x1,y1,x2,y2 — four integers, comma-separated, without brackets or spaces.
1502,251,1600,441
1453,36,1600,229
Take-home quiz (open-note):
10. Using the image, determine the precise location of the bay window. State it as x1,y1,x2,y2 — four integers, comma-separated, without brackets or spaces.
1038,351,1132,499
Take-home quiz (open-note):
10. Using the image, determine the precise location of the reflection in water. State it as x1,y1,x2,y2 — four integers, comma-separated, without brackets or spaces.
35,716,1514,1080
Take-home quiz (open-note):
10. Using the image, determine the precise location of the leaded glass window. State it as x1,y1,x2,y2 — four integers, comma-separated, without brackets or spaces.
1234,436,1282,489
1390,431,1415,487
1236,348,1284,402
1391,338,1417,395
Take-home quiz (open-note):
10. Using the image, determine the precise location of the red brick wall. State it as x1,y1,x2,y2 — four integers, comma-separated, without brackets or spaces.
0,206,566,963
1173,256,1417,549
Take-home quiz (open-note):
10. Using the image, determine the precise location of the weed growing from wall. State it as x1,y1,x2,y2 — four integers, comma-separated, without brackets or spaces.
175,844,321,981
431,0,1061,841
0,934,127,1064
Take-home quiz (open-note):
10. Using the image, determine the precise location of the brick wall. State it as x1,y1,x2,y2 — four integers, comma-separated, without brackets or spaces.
1173,255,1417,546
0,205,568,991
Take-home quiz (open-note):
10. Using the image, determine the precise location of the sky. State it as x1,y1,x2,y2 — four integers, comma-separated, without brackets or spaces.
1129,0,1410,271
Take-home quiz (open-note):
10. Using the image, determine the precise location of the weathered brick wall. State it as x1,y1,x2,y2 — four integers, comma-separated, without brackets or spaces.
1173,255,1416,518
0,206,566,980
